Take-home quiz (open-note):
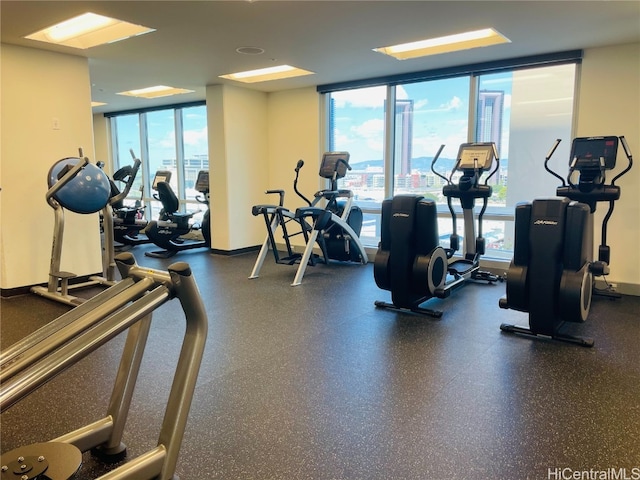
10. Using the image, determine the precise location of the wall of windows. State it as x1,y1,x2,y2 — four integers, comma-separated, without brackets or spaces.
109,103,209,222
325,61,577,259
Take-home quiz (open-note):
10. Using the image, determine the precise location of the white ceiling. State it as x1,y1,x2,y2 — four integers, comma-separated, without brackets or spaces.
2,1,639,115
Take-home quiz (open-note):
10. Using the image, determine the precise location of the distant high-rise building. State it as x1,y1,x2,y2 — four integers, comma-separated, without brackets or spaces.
476,90,504,154
395,99,414,176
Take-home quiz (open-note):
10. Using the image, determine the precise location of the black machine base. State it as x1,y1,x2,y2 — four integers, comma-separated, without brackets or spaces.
144,238,208,259
374,300,443,319
499,322,594,348
1,442,82,480
593,286,622,300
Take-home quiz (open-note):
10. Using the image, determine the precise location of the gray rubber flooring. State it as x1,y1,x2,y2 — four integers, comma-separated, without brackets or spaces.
1,244,639,479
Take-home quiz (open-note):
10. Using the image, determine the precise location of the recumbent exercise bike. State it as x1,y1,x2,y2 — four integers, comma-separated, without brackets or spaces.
249,152,368,286
144,170,211,258
499,135,633,347
374,142,501,318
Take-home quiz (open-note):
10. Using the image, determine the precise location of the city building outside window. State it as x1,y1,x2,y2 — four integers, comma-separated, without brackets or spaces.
326,62,576,259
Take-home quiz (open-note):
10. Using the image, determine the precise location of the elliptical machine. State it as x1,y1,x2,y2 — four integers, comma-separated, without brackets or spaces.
498,135,633,346
374,142,501,317
144,170,211,258
548,136,632,295
250,152,368,286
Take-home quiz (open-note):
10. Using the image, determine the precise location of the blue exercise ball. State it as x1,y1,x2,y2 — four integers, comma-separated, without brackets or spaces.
48,157,111,214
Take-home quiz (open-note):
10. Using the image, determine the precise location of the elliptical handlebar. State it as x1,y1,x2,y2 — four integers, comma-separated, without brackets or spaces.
335,158,352,174
612,135,633,186
265,189,286,207
293,159,313,206
544,138,567,187
430,144,450,185
328,157,352,189
483,143,501,186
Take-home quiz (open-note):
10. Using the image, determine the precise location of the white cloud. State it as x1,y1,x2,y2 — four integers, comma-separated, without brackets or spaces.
414,99,429,109
184,127,208,146
157,131,176,149
423,95,464,113
331,86,387,108
351,118,385,152
352,118,384,138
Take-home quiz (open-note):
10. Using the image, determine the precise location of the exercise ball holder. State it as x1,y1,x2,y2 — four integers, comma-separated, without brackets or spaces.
31,149,117,306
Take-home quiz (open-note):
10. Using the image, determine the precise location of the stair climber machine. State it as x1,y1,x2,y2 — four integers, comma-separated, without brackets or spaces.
32,149,128,306
499,136,633,346
250,152,368,286
144,170,211,258
374,142,501,318
110,150,152,247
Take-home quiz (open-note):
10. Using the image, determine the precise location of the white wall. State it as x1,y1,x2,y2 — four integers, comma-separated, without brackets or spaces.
266,88,321,196
260,88,321,249
207,84,269,251
93,114,112,175
575,42,640,288
207,85,320,252
0,44,101,290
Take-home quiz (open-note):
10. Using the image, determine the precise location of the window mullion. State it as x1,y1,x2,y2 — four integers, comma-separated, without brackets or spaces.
139,113,152,220
174,109,186,212
469,75,479,143
110,118,120,170
384,85,396,197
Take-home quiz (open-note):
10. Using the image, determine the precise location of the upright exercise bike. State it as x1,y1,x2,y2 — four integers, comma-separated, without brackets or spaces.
250,152,368,286
374,142,501,317
498,135,633,346
144,170,211,258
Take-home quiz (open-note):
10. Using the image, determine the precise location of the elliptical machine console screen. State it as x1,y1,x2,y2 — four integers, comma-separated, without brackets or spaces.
457,143,495,170
570,136,618,170
319,151,350,179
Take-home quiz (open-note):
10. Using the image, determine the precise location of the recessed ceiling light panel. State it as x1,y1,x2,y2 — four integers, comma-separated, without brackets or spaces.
117,85,195,99
374,28,510,60
25,12,155,49
219,65,315,83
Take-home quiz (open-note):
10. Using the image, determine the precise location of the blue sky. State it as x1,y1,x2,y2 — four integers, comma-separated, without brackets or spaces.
114,105,208,170
114,74,514,172
331,72,513,165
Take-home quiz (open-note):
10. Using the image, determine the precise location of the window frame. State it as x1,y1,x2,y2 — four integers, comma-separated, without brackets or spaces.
320,52,582,256
106,101,208,220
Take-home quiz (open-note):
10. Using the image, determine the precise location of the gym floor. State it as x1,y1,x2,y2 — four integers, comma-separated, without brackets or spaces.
1,244,639,480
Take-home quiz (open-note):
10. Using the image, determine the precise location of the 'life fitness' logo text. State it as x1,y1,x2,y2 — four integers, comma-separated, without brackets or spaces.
534,219,558,226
